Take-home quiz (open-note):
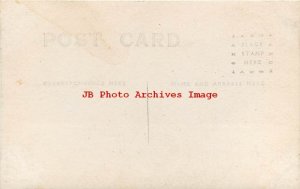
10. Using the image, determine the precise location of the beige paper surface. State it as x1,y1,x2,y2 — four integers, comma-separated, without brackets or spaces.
1,1,300,188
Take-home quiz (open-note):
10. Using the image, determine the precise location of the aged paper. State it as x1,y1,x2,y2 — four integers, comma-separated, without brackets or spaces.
0,1,300,188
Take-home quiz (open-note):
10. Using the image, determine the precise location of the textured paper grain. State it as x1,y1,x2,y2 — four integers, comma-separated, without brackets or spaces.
0,1,300,188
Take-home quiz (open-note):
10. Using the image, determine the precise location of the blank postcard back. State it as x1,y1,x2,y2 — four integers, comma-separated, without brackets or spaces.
0,1,300,189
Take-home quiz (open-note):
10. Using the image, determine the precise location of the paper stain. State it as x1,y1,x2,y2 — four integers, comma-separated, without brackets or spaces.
16,79,23,86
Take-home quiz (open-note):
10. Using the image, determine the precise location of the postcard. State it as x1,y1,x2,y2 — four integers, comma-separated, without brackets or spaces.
1,1,299,188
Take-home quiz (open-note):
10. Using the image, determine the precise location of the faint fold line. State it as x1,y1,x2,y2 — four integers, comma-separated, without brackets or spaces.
146,82,150,144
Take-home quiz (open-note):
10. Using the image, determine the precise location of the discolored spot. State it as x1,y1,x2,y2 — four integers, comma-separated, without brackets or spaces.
16,80,23,86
